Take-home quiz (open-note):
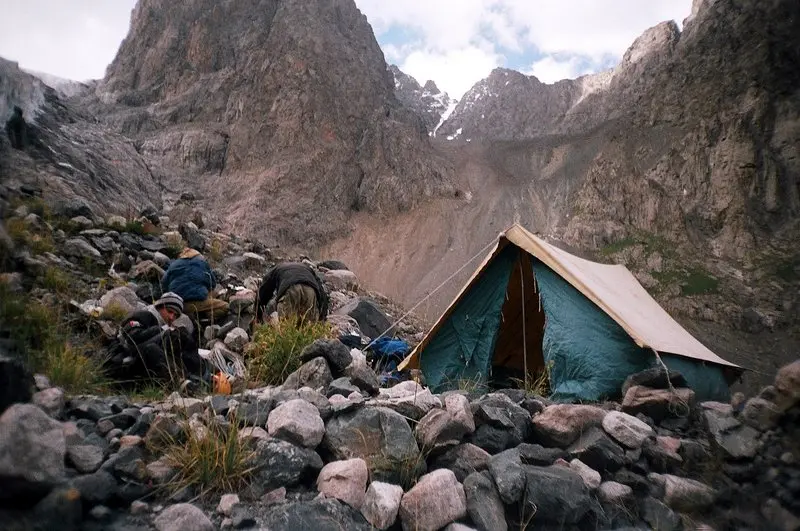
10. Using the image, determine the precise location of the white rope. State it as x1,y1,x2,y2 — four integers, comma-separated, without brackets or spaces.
652,347,691,417
365,236,499,350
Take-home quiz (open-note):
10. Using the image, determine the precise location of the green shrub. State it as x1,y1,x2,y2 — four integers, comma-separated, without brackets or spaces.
600,236,638,256
5,217,54,255
0,284,104,392
41,266,71,294
6,218,28,244
157,416,257,499
774,256,800,282
101,301,129,322
207,238,224,263
246,318,334,385
681,269,720,296
124,220,146,235
511,360,554,397
9,196,50,219
128,382,170,403
44,342,106,393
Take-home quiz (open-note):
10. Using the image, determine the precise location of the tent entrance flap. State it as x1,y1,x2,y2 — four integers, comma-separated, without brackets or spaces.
418,244,517,391
492,249,546,383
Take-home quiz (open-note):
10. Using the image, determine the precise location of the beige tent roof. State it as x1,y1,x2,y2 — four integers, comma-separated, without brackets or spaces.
399,223,739,371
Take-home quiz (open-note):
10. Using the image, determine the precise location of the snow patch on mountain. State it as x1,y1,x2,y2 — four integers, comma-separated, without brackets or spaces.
24,69,90,98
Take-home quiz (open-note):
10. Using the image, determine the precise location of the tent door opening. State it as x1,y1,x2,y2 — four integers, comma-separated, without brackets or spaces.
490,248,546,389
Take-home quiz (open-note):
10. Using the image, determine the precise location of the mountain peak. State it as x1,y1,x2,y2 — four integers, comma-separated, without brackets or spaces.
91,0,455,245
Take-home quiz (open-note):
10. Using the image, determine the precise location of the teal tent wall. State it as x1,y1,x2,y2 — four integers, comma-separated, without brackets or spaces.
660,354,730,402
533,259,730,402
533,259,651,401
420,245,517,392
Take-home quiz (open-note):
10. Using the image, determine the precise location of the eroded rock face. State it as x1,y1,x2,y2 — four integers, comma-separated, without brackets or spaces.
91,0,454,246
0,58,161,217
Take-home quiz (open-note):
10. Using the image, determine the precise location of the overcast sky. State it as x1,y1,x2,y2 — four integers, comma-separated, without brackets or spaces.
0,0,692,99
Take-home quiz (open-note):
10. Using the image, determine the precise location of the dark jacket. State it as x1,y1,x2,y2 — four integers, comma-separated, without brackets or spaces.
112,306,202,381
256,263,329,322
119,307,164,347
161,256,215,302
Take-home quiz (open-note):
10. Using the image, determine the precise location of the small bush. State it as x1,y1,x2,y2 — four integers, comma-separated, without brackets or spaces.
44,342,106,393
774,256,800,282
367,450,429,491
455,373,488,394
9,196,50,219
600,236,638,257
164,241,187,259
6,218,28,244
30,233,55,255
681,269,720,296
207,238,224,263
49,218,82,236
101,302,129,322
41,266,71,294
128,382,170,403
0,284,105,392
159,417,257,499
512,360,554,397
124,220,146,235
5,217,54,255
246,318,334,385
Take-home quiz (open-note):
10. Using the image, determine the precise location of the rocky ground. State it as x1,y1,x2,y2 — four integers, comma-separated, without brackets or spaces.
1,186,799,531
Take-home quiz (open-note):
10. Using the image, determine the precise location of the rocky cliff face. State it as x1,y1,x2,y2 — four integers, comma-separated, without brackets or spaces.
85,0,454,246
0,59,160,217
388,65,456,135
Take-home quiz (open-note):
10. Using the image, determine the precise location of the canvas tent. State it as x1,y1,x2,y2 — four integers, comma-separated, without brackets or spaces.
398,224,742,402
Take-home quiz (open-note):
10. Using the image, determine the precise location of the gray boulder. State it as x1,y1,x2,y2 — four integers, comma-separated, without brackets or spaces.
464,471,507,531
523,465,593,526
301,339,353,375
487,448,526,504
399,469,467,531
262,499,372,530
154,503,214,531
430,443,491,483
64,237,102,259
267,398,325,448
361,481,403,530
621,368,687,396
0,354,34,414
283,357,333,391
322,406,421,485
530,404,606,448
251,438,323,490
334,298,392,339
0,403,66,500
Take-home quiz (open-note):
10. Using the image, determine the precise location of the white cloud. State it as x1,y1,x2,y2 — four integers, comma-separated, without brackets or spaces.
527,56,594,84
356,0,692,96
503,0,690,59
0,0,137,81
401,46,503,98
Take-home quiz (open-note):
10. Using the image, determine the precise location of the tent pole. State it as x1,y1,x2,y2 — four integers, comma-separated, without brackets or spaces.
519,260,528,390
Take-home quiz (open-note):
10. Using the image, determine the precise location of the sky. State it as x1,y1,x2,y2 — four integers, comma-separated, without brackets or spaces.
0,0,692,99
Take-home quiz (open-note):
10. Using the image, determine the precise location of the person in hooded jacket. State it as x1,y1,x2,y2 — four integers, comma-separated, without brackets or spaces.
161,248,229,322
106,292,204,384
